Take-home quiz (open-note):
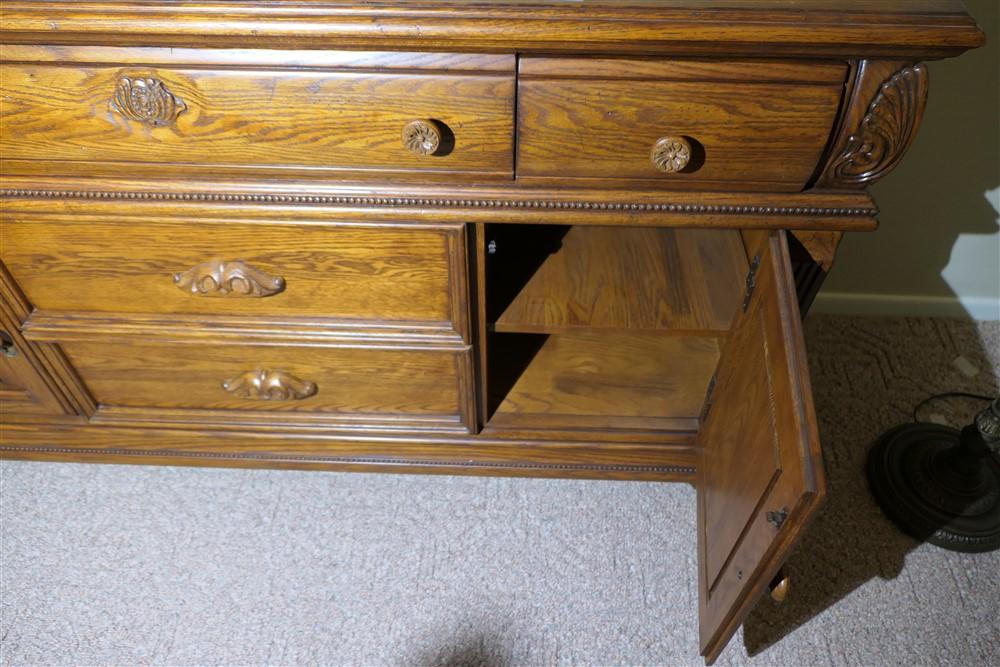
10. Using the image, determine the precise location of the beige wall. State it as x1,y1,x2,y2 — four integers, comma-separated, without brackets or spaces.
817,0,1000,320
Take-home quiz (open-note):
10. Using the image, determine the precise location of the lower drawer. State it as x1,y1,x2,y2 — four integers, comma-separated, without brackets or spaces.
60,341,474,432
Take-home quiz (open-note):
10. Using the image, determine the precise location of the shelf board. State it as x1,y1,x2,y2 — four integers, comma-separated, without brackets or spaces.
494,227,747,335
488,331,720,433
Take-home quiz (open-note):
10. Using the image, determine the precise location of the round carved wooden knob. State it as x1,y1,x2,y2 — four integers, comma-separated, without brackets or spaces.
402,119,442,156
769,571,791,603
650,136,693,174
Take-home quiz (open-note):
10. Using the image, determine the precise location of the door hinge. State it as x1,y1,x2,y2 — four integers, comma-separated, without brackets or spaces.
0,331,17,358
742,254,762,312
766,508,789,529
700,372,718,421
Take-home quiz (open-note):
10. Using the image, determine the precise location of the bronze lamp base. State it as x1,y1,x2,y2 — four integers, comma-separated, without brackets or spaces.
867,402,1000,553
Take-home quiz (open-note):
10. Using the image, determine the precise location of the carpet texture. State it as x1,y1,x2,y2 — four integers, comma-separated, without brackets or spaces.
2,315,999,666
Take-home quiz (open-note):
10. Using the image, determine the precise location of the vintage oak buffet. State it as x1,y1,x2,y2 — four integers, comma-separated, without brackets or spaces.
0,1,984,661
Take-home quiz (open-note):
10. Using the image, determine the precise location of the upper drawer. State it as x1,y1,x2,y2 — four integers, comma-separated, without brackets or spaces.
0,214,468,335
0,47,515,181
516,58,847,191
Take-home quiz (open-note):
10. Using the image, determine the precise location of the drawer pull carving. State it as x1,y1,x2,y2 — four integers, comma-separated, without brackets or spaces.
402,119,442,156
222,370,317,401
651,136,692,174
173,259,285,298
111,76,187,127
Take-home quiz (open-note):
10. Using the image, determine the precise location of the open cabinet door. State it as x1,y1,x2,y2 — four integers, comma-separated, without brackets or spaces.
696,231,825,663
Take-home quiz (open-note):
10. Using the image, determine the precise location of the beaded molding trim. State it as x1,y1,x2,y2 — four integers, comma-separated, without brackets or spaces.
0,189,878,217
0,446,695,474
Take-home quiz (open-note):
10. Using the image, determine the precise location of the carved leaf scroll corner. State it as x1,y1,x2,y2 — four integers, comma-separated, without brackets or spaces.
828,64,928,186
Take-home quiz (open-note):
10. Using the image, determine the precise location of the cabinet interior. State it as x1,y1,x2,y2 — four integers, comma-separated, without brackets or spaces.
477,224,750,436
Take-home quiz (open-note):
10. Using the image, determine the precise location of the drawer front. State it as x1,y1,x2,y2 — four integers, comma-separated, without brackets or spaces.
0,49,514,180
61,340,472,428
517,58,846,191
1,217,467,331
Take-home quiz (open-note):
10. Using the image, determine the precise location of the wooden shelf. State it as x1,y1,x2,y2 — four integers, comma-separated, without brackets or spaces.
488,332,720,433
494,227,747,335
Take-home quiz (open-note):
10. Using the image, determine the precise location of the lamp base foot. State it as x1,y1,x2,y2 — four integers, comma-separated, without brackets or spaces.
867,423,1000,553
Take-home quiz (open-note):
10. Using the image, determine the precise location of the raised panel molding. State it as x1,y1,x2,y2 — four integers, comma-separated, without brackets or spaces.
0,2,984,57
20,311,467,349
0,264,96,417
0,443,696,479
0,188,879,221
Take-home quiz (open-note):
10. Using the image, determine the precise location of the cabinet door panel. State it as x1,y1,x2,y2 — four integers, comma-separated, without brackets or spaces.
696,230,825,663
0,269,82,418
0,344,68,416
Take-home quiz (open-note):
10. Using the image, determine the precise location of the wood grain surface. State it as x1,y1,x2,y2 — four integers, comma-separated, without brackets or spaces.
489,332,720,433
0,178,882,231
518,58,848,84
0,333,70,417
0,263,95,418
1,269,71,416
1,216,467,331
496,227,747,334
0,1,983,58
790,230,843,272
61,340,472,425
0,54,514,180
696,231,825,663
0,4,986,662
0,420,699,482
0,46,515,71
517,59,845,190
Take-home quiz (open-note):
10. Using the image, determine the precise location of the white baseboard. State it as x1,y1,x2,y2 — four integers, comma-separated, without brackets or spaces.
812,292,1000,321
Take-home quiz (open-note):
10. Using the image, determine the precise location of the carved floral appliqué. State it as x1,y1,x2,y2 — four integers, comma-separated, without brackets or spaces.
650,136,693,174
110,76,187,127
401,119,442,156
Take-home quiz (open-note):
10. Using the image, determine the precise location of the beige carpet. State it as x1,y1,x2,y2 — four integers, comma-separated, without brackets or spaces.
2,315,999,666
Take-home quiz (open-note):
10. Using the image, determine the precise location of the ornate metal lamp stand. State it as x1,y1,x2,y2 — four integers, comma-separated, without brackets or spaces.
867,398,1000,552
